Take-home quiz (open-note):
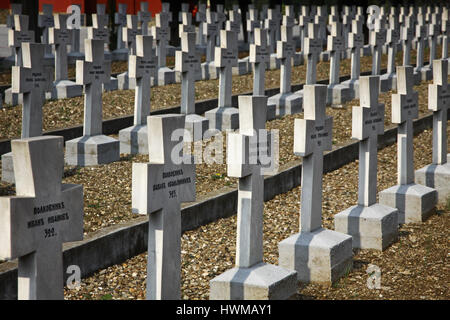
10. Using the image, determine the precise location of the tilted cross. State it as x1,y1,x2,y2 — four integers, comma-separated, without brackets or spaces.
152,13,171,68
250,28,269,95
327,21,345,85
428,59,450,165
278,25,295,94
114,3,128,49
138,2,152,35
0,136,83,300
215,29,238,109
132,114,195,300
203,10,218,62
76,39,111,136
49,14,73,81
8,15,34,66
129,35,156,126
227,96,269,268
391,66,419,185
304,23,322,85
294,84,333,232
176,32,200,115
122,15,139,55
12,43,53,138
352,76,385,206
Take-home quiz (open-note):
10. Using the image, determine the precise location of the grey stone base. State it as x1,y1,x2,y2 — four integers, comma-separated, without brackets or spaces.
205,106,239,131
4,88,22,106
293,52,304,66
185,114,209,142
112,48,129,61
415,163,450,205
1,152,14,183
232,58,249,76
268,53,280,70
334,203,399,251
117,72,136,90
361,45,372,56
340,78,359,100
380,73,396,92
278,228,353,284
379,183,437,224
50,80,83,99
157,67,176,86
327,84,352,106
267,102,276,121
319,51,330,62
414,67,433,82
200,62,218,80
103,77,118,92
268,92,302,117
119,124,148,155
65,135,120,166
209,262,298,300
68,52,85,66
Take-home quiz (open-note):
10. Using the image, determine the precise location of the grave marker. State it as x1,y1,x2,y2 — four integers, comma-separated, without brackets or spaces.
113,3,128,60
38,4,54,58
117,15,139,90
414,15,432,81
6,3,22,29
152,13,175,85
341,20,364,98
138,2,152,36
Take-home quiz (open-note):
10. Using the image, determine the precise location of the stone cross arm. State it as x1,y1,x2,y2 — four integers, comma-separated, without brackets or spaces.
129,35,156,79
175,32,200,73
8,15,34,48
76,39,111,85
38,4,54,28
249,28,269,63
428,59,450,112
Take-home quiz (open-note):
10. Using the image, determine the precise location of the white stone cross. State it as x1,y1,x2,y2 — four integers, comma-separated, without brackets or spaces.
88,11,110,44
216,4,227,41
130,35,156,125
132,114,195,300
152,13,171,69
179,11,195,38
401,16,414,66
122,15,139,55
160,2,173,23
246,8,260,45
215,29,238,109
76,39,111,136
428,59,450,165
228,7,242,35
38,4,54,57
114,3,128,50
427,14,439,69
415,19,428,70
196,3,207,46
441,12,449,59
348,20,364,81
12,43,53,138
8,15,34,67
278,25,295,94
178,3,190,22
370,19,386,76
6,3,22,29
391,66,419,185
299,6,314,51
175,32,200,115
138,2,152,35
0,136,83,300
304,23,322,85
49,14,73,81
265,9,278,54
385,23,399,75
203,10,218,63
283,5,295,28
352,76,385,206
327,21,344,85
294,84,333,232
250,28,269,95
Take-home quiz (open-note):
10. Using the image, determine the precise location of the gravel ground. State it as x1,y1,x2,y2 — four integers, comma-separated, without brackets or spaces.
63,127,450,300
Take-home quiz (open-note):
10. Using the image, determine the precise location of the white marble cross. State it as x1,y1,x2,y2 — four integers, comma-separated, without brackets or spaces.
152,13,170,69
327,21,344,85
428,59,450,165
215,29,238,109
129,35,156,125
114,3,128,50
392,66,419,185
8,15,34,67
12,43,53,138
250,28,269,95
348,20,364,81
278,25,295,94
38,4,54,57
49,14,73,81
352,76,385,206
283,5,295,29
203,10,218,63
160,2,173,23
294,84,333,232
76,39,111,136
132,114,195,300
370,19,386,76
122,15,139,56
227,96,268,268
6,3,22,29
0,136,83,300
304,23,322,85
138,2,152,35
176,32,200,115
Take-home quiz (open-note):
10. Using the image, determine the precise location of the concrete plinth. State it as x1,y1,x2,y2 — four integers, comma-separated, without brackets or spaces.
112,48,129,61
4,88,22,106
268,93,302,117
293,52,304,66
184,114,209,142
232,58,249,76
380,73,397,92
415,163,450,205
117,72,136,90
334,204,399,251
1,152,14,183
268,53,280,70
278,228,353,285
65,135,120,166
103,77,118,92
68,52,85,65
157,67,175,86
340,79,360,99
209,262,298,300
414,66,433,82
319,51,330,62
205,106,239,131
50,80,83,99
200,62,219,80
119,124,148,155
327,84,351,106
379,183,437,224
